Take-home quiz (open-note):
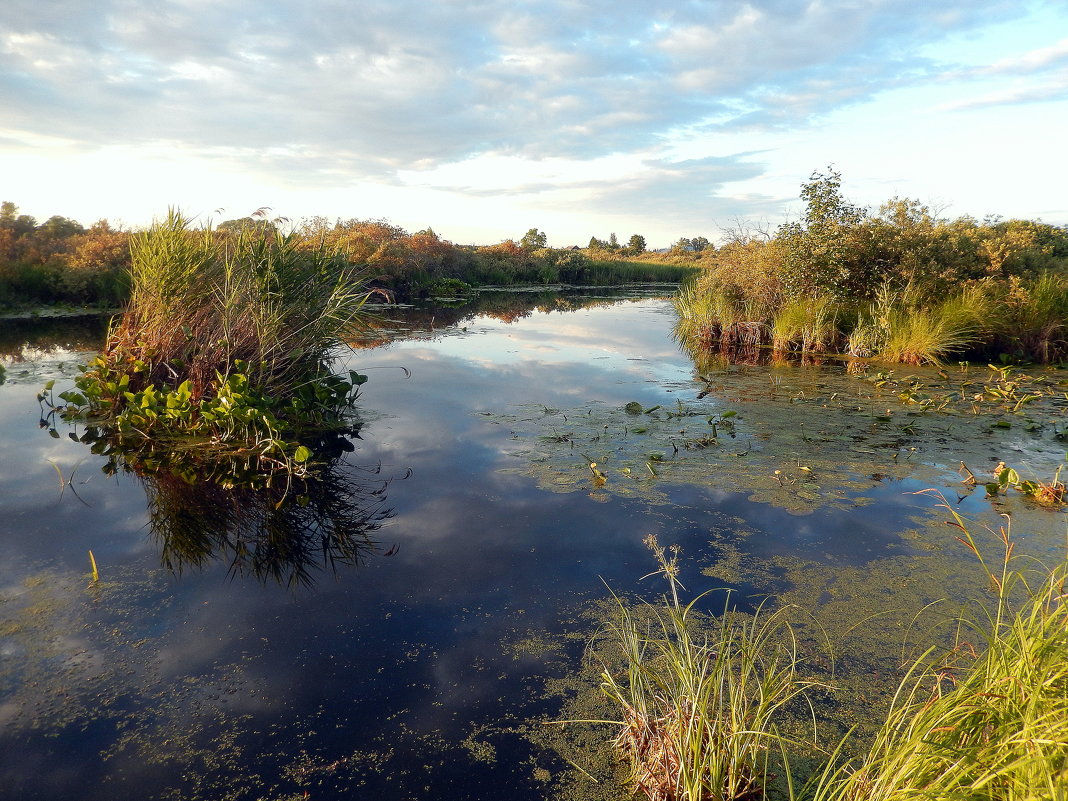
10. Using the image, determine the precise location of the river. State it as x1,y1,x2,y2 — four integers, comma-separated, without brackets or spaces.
1,288,1065,800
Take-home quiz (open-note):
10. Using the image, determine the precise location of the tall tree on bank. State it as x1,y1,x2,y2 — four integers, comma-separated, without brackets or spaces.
777,167,871,300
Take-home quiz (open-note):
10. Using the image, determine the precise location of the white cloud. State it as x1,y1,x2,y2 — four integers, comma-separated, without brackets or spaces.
0,0,1065,241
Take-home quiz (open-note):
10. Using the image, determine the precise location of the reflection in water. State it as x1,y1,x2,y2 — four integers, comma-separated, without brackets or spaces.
144,460,396,587
87,427,397,587
674,318,839,370
351,286,673,348
0,313,111,359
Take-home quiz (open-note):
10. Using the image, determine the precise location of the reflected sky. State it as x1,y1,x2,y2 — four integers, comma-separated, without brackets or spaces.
1,294,1064,800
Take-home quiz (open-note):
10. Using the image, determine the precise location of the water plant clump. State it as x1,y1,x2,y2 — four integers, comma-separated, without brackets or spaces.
577,505,1068,801
50,210,375,470
592,535,821,801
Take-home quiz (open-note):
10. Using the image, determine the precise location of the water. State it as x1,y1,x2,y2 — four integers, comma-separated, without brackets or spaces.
1,291,1065,800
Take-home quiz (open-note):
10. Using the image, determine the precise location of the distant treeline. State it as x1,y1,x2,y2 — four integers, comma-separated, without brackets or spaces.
0,203,694,309
675,169,1068,364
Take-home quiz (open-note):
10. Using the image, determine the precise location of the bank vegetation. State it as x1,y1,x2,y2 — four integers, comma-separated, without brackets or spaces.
675,169,1068,365
0,202,692,310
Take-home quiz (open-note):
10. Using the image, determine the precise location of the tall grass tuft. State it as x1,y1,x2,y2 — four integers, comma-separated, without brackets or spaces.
673,275,732,348
996,272,1068,363
849,283,994,365
772,295,840,354
596,535,819,801
674,274,776,360
814,496,1068,801
111,210,373,401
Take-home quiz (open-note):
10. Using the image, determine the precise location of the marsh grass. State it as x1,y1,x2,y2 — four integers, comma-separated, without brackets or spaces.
674,275,775,361
580,260,698,285
114,210,373,400
997,272,1068,363
882,285,994,365
59,211,376,470
772,296,839,354
594,535,821,801
581,507,1068,801
812,495,1068,801
844,283,993,365
679,254,1064,365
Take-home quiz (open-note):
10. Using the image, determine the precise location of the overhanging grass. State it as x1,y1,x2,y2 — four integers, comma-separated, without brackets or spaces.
591,535,821,801
677,277,1058,365
814,495,1068,800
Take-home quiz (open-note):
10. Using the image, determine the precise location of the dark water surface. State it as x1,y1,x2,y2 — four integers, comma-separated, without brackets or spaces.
1,290,1065,800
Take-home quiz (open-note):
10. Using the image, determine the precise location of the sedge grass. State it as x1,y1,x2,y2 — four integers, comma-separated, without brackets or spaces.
813,495,1068,801
772,295,839,354
848,283,994,365
115,210,374,400
61,211,375,470
576,505,1068,801
592,535,821,801
997,272,1068,363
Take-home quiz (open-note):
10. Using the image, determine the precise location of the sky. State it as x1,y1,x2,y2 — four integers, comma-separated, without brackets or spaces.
1,0,1067,248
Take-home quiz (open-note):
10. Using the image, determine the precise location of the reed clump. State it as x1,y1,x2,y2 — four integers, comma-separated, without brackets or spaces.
815,497,1068,801
772,295,840,355
584,509,1067,801
595,535,820,801
675,273,1060,366
847,283,995,365
56,210,375,470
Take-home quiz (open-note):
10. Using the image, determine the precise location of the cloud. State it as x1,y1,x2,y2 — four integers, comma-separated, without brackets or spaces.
982,36,1068,75
1,0,1061,231
939,82,1068,111
0,2,1036,155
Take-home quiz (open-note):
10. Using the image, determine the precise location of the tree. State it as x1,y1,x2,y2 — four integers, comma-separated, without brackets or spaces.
607,232,619,251
217,216,276,236
520,228,548,251
777,167,872,300
690,236,711,253
0,202,37,237
626,234,646,255
37,215,85,239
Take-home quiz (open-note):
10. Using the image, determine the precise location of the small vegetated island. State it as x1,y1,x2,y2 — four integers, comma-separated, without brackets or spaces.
38,211,376,485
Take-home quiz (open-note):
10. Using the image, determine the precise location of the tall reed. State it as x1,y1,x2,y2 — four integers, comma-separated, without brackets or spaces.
772,295,839,354
813,497,1068,801
596,535,819,801
848,283,994,365
108,210,373,401
996,272,1068,363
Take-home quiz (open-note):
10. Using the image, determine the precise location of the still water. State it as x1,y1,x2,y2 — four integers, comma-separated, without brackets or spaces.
1,289,1065,800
